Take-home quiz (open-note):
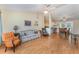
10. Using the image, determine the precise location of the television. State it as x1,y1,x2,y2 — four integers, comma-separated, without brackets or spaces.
25,20,31,26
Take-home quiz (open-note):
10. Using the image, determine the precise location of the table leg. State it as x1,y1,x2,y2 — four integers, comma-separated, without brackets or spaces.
74,37,77,45
65,32,67,39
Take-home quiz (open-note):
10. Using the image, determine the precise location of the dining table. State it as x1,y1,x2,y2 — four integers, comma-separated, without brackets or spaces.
59,28,70,38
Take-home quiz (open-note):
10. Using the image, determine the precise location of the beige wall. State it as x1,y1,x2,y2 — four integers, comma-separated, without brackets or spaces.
1,9,44,32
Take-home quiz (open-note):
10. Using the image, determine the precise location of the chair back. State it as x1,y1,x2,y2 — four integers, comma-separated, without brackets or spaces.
2,33,10,41
9,32,15,40
2,33,13,48
2,33,6,41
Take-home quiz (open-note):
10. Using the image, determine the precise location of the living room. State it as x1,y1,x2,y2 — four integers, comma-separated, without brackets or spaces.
0,4,79,54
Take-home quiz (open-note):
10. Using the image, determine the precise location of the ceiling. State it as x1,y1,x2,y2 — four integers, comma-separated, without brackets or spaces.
1,4,79,20
0,4,66,12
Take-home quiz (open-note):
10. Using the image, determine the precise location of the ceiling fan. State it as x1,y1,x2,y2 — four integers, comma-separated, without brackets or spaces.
43,4,66,13
43,4,56,11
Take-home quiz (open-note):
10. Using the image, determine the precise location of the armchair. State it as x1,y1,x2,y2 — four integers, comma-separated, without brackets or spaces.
2,32,21,52
2,33,15,52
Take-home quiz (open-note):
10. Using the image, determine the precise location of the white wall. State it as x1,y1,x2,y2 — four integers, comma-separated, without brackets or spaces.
1,9,44,32
71,20,79,34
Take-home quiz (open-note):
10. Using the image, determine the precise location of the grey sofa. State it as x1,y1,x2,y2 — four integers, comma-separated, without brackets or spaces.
19,30,40,43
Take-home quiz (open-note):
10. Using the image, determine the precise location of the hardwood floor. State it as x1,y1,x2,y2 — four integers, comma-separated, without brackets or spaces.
0,33,79,54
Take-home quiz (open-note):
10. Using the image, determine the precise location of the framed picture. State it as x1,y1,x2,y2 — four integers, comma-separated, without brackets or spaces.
34,21,38,26
25,20,31,26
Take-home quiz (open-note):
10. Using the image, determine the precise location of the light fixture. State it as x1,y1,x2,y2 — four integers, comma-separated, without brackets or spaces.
44,10,48,14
